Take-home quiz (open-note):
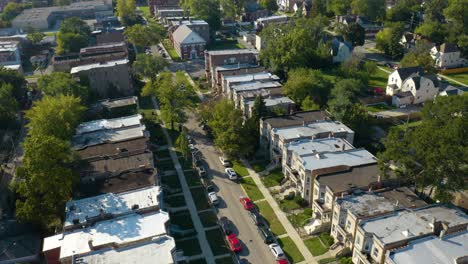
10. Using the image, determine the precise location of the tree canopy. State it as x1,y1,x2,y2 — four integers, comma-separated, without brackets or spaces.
124,23,166,48
400,40,436,73
37,72,89,100
283,68,332,107
351,0,386,21
260,0,278,13
415,20,447,44
0,83,18,128
220,0,244,19
342,23,365,46
183,0,221,33
56,17,91,55
375,22,405,58
378,95,468,202
133,54,169,81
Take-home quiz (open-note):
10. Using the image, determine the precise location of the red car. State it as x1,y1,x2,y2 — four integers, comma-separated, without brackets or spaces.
239,196,254,210
277,259,289,264
227,233,242,253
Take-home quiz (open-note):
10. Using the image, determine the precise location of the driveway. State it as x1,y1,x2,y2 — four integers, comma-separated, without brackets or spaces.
185,112,276,264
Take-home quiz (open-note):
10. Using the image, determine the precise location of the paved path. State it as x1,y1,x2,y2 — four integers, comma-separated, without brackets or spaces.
241,160,318,264
437,74,468,87
150,97,216,264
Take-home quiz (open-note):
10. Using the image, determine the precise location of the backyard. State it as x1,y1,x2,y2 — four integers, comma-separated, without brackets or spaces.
365,103,395,113
255,201,286,236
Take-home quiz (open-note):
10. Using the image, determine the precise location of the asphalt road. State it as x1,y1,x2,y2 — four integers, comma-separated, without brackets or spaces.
185,112,276,264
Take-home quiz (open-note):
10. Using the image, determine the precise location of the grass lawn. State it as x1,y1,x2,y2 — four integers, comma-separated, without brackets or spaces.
446,72,468,85
232,160,249,177
240,177,264,201
395,120,423,130
279,198,301,211
365,103,395,113
369,68,390,89
255,201,286,236
320,232,334,247
288,208,312,228
190,187,210,211
162,39,182,61
164,194,186,207
199,210,218,228
304,237,328,256
263,168,284,187
205,228,230,255
176,238,202,256
277,236,305,263
207,40,245,50
185,170,202,187
161,175,182,190
318,257,338,264
138,6,150,17
170,211,195,230
215,256,235,264
251,159,269,172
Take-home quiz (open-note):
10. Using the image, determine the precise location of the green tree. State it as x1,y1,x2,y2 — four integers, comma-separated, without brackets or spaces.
444,0,467,34
220,0,244,19
386,0,420,23
415,20,447,44
342,23,365,46
175,128,190,159
133,54,169,81
378,95,467,202
283,68,332,107
351,0,386,21
0,83,18,127
56,17,91,54
327,79,362,119
1,2,26,23
185,0,221,33
400,41,436,73
251,95,267,123
423,0,447,21
327,0,352,15
260,0,278,13
26,31,45,45
37,72,89,100
375,22,405,58
116,0,136,18
26,95,85,140
0,67,26,100
124,23,166,48
208,98,243,158
301,96,321,111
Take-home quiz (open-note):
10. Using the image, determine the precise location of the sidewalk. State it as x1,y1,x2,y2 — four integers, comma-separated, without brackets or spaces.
438,73,467,87
241,160,318,264
151,97,216,264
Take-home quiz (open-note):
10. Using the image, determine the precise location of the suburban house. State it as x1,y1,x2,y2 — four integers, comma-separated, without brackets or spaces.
170,25,206,60
336,15,382,39
71,59,133,99
430,43,466,69
386,67,423,96
329,188,426,254
205,49,259,88
277,0,298,11
385,230,468,264
399,32,422,50
281,138,372,204
0,40,22,72
331,38,352,63
391,75,439,106
352,205,468,264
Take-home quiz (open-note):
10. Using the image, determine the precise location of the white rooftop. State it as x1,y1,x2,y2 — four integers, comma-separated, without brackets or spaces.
256,15,288,23
75,114,142,134
361,205,468,245
72,125,147,149
70,59,128,74
43,211,170,259
172,25,205,44
286,138,355,157
224,72,279,84
261,96,295,107
64,186,160,228
74,235,176,264
388,231,468,264
207,49,258,55
299,148,376,172
172,19,208,26
338,193,401,218
274,120,354,141
231,81,282,92
0,41,19,51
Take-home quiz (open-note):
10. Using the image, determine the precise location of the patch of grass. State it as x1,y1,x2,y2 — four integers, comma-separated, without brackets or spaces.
207,40,245,50
185,170,202,187
446,72,468,85
319,257,338,264
176,238,202,256
190,187,210,211
170,211,195,230
138,6,150,17
215,256,235,264
162,39,182,61
160,175,182,190
319,232,334,247
255,201,286,236
395,120,423,130
155,149,171,158
251,159,269,172
232,160,249,177
164,194,186,207
240,177,264,201
304,237,328,256
205,228,230,255
277,236,305,263
369,68,390,88
365,103,395,113
263,168,284,187
199,210,218,228
288,208,312,228
158,159,175,171
279,198,301,211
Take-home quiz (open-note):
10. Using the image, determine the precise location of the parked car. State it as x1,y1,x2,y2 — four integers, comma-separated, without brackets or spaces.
277,259,289,264
197,166,207,177
227,233,242,253
257,225,275,244
269,243,285,260
208,192,219,206
248,210,264,226
225,168,237,180
220,216,233,235
192,155,203,167
239,196,254,210
219,156,231,167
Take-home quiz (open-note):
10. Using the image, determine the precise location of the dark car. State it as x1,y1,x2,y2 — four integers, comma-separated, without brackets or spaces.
248,210,265,226
197,165,207,177
258,225,275,244
220,216,233,235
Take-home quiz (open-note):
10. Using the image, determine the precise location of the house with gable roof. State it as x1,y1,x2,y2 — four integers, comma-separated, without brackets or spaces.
170,24,206,60
430,43,467,69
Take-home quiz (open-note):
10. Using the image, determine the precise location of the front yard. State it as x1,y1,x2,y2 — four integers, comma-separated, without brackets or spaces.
255,201,286,236
263,168,284,188
232,160,250,177
278,236,305,263
303,233,334,256
369,67,390,89
240,177,264,201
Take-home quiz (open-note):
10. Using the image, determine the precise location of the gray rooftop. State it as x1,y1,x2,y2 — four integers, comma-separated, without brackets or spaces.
70,59,128,74
388,230,468,264
207,49,259,55
361,205,468,245
246,96,295,107
72,125,148,149
262,111,329,129
75,114,142,134
224,71,279,84
275,120,354,141
286,138,355,157
215,63,260,72
231,81,282,92
299,148,377,173
96,96,138,109
172,25,205,45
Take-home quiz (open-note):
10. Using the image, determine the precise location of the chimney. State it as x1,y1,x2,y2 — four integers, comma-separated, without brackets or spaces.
342,143,345,151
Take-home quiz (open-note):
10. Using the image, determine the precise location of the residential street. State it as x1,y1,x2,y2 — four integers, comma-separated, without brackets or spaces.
185,112,276,264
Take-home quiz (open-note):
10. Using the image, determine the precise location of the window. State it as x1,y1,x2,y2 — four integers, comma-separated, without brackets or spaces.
356,236,361,246
372,248,379,258
306,190,309,196
306,177,310,184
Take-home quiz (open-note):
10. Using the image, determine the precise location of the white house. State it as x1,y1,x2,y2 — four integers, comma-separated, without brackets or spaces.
430,43,466,69
392,75,439,106
277,0,298,11
385,67,423,96
331,38,352,63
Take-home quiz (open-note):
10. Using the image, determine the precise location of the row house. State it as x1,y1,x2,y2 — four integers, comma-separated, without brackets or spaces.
222,71,279,95
215,64,265,92
242,94,296,118
0,40,22,72
87,96,139,119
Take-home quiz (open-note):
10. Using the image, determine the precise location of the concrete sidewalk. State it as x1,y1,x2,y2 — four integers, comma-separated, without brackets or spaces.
151,97,216,264
241,160,318,264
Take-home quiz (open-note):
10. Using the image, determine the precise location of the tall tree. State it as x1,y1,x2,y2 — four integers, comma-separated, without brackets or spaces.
133,54,169,81
1,2,27,23
301,96,321,111
327,0,352,15
56,17,91,55
283,68,332,107
0,83,18,127
220,0,244,19
415,20,447,44
423,0,447,21
260,0,278,13
375,22,405,58
124,23,166,48
378,95,468,202
251,95,267,123
400,41,436,73
26,31,45,45
37,72,89,100
351,0,386,21
342,23,365,46
175,128,190,159
185,0,221,33
116,0,136,18
0,67,26,100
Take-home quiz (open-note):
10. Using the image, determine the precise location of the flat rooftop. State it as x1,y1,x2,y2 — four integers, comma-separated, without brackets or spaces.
299,148,377,173
72,125,147,150
95,96,138,109
70,59,128,74
80,152,154,178
215,63,260,72
262,111,329,129
76,114,142,134
171,19,208,26
224,72,279,84
0,41,19,51
231,81,282,92
361,205,468,245
274,120,354,141
77,137,148,161
388,231,468,264
73,235,175,264
286,138,354,156
42,211,170,259
257,15,288,22
64,186,160,228
207,49,259,55
247,96,295,107
336,187,427,218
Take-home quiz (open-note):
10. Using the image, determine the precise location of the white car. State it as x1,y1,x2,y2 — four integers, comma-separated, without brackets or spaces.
225,168,237,180
269,243,285,260
208,192,219,206
219,156,231,167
